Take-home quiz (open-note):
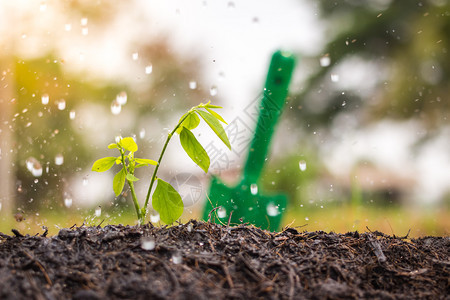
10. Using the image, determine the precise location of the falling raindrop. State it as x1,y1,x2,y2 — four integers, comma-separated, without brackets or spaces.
299,160,307,171
266,202,280,217
95,206,101,217
141,237,156,250
210,85,218,96
305,217,309,221
217,206,227,218
82,177,89,186
342,101,346,107
41,94,49,105
116,91,127,105
319,55,331,67
40,2,47,12
55,154,64,165
26,157,43,177
250,183,258,195
139,128,146,139
171,252,182,264
69,110,76,120
64,197,73,208
81,17,88,26
150,211,160,223
0,203,2,212
111,100,121,115
189,81,197,89
57,99,66,110
132,52,139,60
81,27,89,36
64,24,72,31
331,74,340,82
145,65,153,74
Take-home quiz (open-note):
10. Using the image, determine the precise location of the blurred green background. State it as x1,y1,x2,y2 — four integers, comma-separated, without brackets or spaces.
0,0,448,236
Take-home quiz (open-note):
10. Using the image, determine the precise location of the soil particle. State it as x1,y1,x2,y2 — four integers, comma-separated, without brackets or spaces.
0,221,448,299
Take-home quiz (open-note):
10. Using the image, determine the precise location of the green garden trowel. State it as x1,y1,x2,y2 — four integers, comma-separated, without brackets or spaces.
202,50,296,231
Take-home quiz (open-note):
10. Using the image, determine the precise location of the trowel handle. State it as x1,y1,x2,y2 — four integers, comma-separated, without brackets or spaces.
243,51,296,184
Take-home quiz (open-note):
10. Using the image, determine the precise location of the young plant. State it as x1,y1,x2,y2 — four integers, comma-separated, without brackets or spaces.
92,102,230,225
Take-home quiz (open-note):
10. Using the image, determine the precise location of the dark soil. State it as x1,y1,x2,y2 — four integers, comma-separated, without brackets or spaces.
0,221,448,299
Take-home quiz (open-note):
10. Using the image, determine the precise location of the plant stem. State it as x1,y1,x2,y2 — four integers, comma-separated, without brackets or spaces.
128,180,142,222
143,111,193,214
119,145,142,221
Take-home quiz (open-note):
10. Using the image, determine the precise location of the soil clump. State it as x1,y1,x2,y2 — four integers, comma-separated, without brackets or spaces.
0,221,448,299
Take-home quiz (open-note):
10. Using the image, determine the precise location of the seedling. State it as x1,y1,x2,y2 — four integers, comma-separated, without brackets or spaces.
92,101,230,224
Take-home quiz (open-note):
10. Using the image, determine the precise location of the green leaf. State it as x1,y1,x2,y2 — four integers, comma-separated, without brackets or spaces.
176,112,200,134
113,168,127,196
135,158,158,166
126,173,139,182
195,110,231,150
179,127,210,173
108,143,119,149
205,107,227,124
204,102,222,109
119,137,138,152
152,179,184,224
92,157,117,172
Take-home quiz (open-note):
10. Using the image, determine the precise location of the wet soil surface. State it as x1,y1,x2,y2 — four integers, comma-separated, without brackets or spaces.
0,221,448,300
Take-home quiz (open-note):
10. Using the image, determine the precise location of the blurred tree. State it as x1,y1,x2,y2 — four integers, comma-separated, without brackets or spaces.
292,0,449,133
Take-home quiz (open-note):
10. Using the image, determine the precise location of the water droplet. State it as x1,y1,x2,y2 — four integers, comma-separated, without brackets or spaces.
69,110,76,120
57,99,66,110
82,177,89,186
115,136,122,143
111,100,121,115
139,128,146,139
217,206,227,218
116,91,127,105
266,202,280,217
171,252,182,264
41,94,49,105
141,237,155,250
299,160,307,171
65,24,72,31
189,81,197,89
0,203,2,212
95,206,101,217
319,55,331,67
81,27,88,36
132,52,139,60
40,2,47,12
81,17,88,26
55,154,64,165
342,101,346,107
331,73,339,82
150,211,160,223
250,183,258,195
210,85,218,96
64,197,72,208
305,217,309,221
145,65,153,74
26,157,43,177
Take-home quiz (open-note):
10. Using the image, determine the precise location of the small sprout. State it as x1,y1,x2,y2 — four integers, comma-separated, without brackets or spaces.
92,102,231,224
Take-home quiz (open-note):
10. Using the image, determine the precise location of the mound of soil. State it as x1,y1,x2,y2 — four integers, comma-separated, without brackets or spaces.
0,221,448,299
